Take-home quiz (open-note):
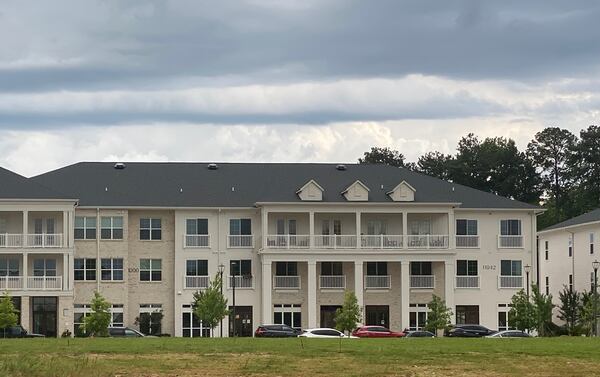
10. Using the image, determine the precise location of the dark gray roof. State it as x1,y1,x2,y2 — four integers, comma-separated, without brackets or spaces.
541,208,600,232
0,167,73,200
30,162,539,209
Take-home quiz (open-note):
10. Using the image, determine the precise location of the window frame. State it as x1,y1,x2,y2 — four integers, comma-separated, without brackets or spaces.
456,260,478,276
500,260,522,277
100,258,124,281
139,259,162,282
101,216,123,240
140,218,162,241
74,258,97,281
75,216,97,240
456,219,478,236
500,219,522,236
410,261,432,276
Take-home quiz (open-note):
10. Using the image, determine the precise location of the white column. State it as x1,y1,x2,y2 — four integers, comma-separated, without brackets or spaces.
68,253,75,291
22,252,28,288
355,211,361,248
261,261,272,324
62,253,68,291
309,211,315,248
261,208,268,249
354,261,364,325
307,261,317,328
69,210,75,248
401,261,410,330
22,210,28,244
448,211,455,249
402,212,408,249
444,261,455,324
62,211,68,247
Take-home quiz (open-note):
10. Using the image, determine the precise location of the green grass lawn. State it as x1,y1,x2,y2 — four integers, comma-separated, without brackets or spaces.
0,337,599,377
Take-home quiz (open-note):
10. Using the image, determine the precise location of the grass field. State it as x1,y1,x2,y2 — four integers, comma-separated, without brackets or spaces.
0,337,599,377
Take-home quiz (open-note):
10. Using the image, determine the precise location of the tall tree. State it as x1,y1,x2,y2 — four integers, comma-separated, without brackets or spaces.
570,125,600,213
531,283,555,337
0,292,19,338
557,285,581,335
335,291,362,335
84,291,112,337
415,151,453,180
359,147,405,167
580,290,600,336
425,295,452,335
192,273,228,337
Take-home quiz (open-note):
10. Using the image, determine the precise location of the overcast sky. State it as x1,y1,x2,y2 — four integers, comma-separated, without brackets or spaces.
1,0,599,176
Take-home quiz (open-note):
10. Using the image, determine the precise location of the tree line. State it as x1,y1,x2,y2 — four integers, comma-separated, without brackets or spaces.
359,125,600,230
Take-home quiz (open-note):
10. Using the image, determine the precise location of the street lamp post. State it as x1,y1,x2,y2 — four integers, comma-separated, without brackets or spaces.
593,260,600,337
218,263,225,338
524,264,531,298
231,261,237,338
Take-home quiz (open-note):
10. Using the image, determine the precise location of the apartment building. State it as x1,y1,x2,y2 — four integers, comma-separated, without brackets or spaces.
537,209,600,323
1,162,540,337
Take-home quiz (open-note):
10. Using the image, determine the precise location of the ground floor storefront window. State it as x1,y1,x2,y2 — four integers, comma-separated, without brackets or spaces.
409,303,428,331
455,305,479,325
273,304,301,329
138,304,163,336
498,304,516,331
181,304,211,337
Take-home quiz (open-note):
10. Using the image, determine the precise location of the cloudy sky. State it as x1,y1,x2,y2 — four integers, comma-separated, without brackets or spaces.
1,0,599,176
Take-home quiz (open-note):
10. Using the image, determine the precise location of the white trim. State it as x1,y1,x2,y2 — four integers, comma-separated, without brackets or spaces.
295,179,325,194
341,180,371,194
385,180,416,195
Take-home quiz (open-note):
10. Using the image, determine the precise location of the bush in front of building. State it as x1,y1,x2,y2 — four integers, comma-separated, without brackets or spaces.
192,272,228,335
0,292,19,338
84,291,112,337
335,291,362,335
424,295,452,336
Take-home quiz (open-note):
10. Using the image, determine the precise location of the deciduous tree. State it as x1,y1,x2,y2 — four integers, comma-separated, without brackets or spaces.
0,292,19,338
192,273,228,336
84,291,111,337
335,291,362,335
358,147,405,167
425,295,452,335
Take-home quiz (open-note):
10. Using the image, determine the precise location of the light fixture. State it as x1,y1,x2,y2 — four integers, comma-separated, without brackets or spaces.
524,264,531,274
593,260,600,271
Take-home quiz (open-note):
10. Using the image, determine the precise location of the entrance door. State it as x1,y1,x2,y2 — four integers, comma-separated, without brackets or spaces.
229,306,252,337
32,297,57,337
320,305,342,328
456,305,480,325
365,305,389,328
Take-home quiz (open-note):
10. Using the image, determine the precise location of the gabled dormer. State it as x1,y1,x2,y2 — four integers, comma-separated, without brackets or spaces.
342,180,370,201
296,179,324,201
387,180,416,202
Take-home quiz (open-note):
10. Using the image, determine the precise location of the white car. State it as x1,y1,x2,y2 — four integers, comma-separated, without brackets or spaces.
298,328,357,338
486,330,530,338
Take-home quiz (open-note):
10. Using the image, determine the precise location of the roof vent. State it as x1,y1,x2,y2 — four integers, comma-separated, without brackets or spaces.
336,164,347,171
114,162,125,170
207,163,218,170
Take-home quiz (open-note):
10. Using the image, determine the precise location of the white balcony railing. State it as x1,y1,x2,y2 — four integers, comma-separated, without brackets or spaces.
456,275,480,288
455,235,480,248
27,276,62,290
26,234,63,248
227,235,254,248
364,275,391,289
498,235,523,248
498,275,523,289
406,235,449,249
273,275,300,289
0,276,23,290
360,235,404,249
228,275,254,289
266,235,310,249
410,275,435,289
313,235,357,249
184,235,211,248
184,275,210,289
319,275,346,289
0,234,25,248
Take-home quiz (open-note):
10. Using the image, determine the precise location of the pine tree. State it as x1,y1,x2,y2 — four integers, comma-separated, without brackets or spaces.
192,273,228,336
83,291,112,337
531,283,555,336
334,291,362,335
557,285,581,335
0,292,19,338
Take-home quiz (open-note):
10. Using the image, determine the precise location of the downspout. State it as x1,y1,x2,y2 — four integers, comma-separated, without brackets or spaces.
96,207,100,292
568,231,575,290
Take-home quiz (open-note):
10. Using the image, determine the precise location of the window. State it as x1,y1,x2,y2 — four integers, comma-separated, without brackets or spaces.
497,304,515,331
410,262,432,276
74,258,96,281
33,258,56,276
101,216,123,240
101,258,124,281
230,260,251,276
590,233,595,254
182,304,211,337
275,262,297,276
140,259,162,281
456,219,478,235
500,260,522,276
111,304,124,327
187,219,208,235
0,218,6,234
367,220,388,235
456,305,479,325
545,276,549,295
367,262,388,276
0,258,19,277
140,218,161,240
139,304,163,336
321,262,343,276
229,219,251,235
409,220,431,235
273,304,301,329
545,240,549,261
186,260,208,276
75,216,96,240
568,235,573,257
569,274,573,291
500,219,521,235
457,260,478,276
409,304,428,331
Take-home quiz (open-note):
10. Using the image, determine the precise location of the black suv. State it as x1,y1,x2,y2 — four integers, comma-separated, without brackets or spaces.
0,325,45,338
445,324,496,337
254,324,300,337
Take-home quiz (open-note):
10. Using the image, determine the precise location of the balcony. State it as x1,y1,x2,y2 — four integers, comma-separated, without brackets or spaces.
227,235,254,248
410,275,435,289
228,275,254,289
498,275,523,289
360,235,403,249
406,235,449,249
184,235,211,248
319,275,346,289
456,275,480,288
266,235,310,249
364,275,391,289
455,235,479,248
273,275,300,289
0,234,64,248
498,235,523,248
313,235,357,249
0,276,23,290
26,276,63,290
184,275,210,289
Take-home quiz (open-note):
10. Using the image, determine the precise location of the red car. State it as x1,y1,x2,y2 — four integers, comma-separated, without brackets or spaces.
352,326,405,338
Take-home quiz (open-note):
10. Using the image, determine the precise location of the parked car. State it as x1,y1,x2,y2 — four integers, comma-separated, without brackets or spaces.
0,325,44,338
486,330,530,338
404,330,436,338
352,326,405,338
108,327,145,337
254,324,300,338
299,328,357,338
445,324,496,337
